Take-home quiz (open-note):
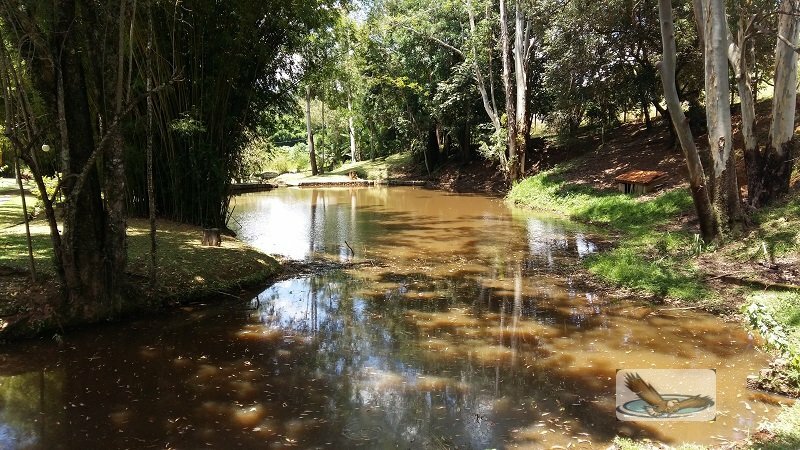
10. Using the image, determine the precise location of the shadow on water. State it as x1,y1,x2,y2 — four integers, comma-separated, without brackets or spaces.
0,187,782,448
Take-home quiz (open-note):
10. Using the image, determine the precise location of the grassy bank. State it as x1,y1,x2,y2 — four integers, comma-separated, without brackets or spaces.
508,166,800,449
327,152,414,179
264,152,417,186
507,166,709,302
0,177,280,338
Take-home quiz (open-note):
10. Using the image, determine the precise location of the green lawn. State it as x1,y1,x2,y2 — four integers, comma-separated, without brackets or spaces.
0,180,281,304
328,152,414,180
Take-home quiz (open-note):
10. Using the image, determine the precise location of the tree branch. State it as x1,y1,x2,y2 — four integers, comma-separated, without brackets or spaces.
398,24,465,57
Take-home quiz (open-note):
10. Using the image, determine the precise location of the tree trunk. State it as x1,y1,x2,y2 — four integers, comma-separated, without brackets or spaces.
461,119,472,162
202,228,221,247
727,19,760,206
760,0,800,204
320,91,326,173
426,124,440,169
347,92,357,164
500,0,518,180
14,158,37,281
52,0,115,320
103,0,130,313
513,0,529,178
468,0,502,135
703,0,741,234
652,101,676,145
147,1,157,289
305,85,318,175
658,0,717,242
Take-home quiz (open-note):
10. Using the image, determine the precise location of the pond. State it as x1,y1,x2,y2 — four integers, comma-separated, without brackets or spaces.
0,187,782,449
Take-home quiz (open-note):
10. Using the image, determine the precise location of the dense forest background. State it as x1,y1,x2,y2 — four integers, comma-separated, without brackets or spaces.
0,0,798,320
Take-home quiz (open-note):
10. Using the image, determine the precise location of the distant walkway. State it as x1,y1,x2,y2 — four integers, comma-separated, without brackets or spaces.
231,172,427,193
0,178,21,204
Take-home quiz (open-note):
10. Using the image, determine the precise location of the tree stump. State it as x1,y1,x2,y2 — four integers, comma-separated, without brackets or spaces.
202,228,222,247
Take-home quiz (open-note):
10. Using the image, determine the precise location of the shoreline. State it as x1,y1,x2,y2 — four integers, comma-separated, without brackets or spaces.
0,194,284,341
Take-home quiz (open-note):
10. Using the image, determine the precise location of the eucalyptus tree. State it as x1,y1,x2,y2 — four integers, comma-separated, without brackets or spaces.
722,0,800,207
699,0,743,231
698,0,800,225
658,0,800,240
301,27,336,175
329,15,364,164
499,0,548,180
307,13,364,169
658,0,717,242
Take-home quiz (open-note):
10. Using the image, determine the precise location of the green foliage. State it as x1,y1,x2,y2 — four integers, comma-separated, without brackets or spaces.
745,292,800,388
756,402,800,450
329,152,412,179
169,113,207,136
264,144,311,174
121,0,342,227
478,127,509,167
587,248,707,300
745,302,795,354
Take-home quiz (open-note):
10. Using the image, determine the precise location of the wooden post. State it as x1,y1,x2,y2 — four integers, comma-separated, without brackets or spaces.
202,228,221,247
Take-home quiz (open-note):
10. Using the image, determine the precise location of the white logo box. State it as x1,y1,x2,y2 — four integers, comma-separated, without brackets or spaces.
616,369,716,422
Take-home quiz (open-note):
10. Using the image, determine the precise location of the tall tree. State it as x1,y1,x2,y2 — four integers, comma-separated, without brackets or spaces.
306,85,319,175
1,0,341,321
733,0,800,206
702,0,742,232
657,0,717,242
1,0,133,318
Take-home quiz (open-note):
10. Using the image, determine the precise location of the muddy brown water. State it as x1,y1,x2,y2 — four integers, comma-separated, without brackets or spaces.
0,187,783,449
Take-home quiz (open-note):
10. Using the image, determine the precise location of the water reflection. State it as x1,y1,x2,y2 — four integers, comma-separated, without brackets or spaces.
0,187,781,449
0,370,63,449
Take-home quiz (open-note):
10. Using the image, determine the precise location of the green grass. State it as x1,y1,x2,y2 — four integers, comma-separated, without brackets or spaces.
507,167,708,301
507,167,694,231
756,402,800,450
745,292,800,385
612,438,707,450
1,185,281,311
737,195,800,262
127,219,280,300
329,152,413,180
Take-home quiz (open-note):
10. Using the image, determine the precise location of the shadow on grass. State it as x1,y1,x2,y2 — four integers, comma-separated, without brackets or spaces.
127,219,280,298
1,215,280,304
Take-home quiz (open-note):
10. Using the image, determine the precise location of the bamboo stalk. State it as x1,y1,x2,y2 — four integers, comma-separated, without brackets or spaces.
14,157,37,282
